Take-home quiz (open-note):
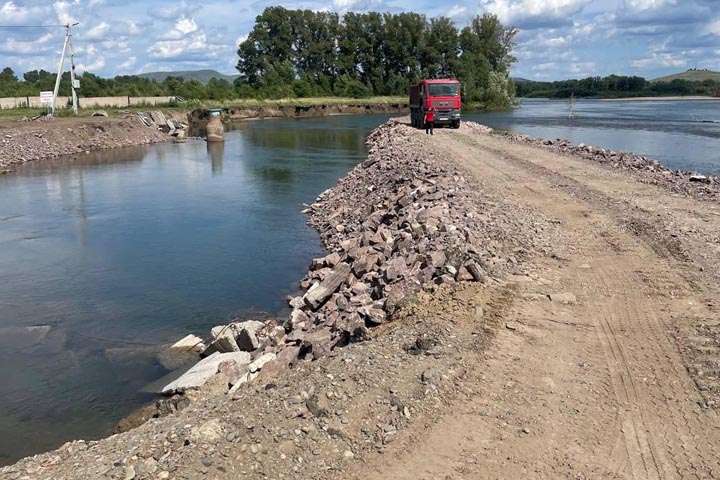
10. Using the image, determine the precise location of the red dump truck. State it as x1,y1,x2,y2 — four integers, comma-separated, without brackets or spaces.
409,79,462,129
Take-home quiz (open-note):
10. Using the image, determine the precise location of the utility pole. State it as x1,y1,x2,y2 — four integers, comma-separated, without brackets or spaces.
68,32,78,114
51,22,79,117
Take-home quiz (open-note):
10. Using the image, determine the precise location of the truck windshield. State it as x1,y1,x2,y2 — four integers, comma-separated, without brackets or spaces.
427,83,458,96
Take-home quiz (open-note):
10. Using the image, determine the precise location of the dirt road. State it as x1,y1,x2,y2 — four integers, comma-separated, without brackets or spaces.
3,120,719,480
352,124,720,479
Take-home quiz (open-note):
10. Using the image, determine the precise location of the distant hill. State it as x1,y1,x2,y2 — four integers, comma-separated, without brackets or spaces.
652,69,720,83
136,69,240,85
512,77,534,83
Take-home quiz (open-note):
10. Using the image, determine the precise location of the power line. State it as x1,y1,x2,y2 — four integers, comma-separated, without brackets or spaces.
0,25,68,28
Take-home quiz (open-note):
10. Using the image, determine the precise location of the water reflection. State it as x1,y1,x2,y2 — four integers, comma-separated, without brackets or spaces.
13,145,149,175
252,166,294,183
207,142,224,176
0,114,392,466
240,119,367,153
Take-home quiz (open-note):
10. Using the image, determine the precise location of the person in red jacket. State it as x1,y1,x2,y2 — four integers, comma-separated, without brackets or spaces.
424,106,435,135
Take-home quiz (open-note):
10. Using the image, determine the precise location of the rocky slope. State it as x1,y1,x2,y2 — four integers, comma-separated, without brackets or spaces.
0,119,554,479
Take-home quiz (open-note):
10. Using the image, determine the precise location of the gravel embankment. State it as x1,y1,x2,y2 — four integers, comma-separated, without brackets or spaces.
0,117,170,172
469,123,720,201
0,119,553,479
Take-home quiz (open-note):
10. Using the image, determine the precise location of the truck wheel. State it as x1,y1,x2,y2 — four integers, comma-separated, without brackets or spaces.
452,120,461,129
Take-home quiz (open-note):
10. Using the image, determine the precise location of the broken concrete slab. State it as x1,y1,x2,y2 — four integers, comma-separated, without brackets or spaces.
157,334,205,370
236,328,259,351
249,352,277,373
303,262,351,310
209,326,240,353
162,351,251,394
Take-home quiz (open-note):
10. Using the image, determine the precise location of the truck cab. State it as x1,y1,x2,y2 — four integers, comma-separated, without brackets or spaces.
410,79,462,129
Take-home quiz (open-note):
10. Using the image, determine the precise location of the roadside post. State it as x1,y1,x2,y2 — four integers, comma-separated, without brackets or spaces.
40,91,54,116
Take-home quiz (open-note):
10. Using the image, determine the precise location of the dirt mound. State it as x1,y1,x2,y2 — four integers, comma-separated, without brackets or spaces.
0,117,170,172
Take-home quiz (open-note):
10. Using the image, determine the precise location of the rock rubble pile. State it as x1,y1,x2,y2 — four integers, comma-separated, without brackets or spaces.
162,119,541,397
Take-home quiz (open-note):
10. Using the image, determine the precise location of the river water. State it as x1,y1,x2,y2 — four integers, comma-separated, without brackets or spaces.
1,100,718,465
0,114,390,465
467,98,720,175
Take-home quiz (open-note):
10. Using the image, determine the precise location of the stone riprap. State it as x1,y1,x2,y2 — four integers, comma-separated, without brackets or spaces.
463,122,720,201
157,119,544,397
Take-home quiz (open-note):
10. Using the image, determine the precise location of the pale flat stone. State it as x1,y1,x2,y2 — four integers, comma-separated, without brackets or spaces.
157,333,205,370
170,334,205,352
249,353,277,373
162,351,251,394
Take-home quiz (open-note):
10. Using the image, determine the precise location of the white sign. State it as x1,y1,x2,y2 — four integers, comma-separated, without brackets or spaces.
39,91,54,104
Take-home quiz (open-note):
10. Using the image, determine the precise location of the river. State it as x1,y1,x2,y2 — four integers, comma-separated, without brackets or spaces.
1,99,718,465
0,114,390,465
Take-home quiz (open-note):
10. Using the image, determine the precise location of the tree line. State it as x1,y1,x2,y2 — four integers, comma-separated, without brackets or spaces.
236,7,518,107
0,67,238,102
516,75,720,98
0,8,519,109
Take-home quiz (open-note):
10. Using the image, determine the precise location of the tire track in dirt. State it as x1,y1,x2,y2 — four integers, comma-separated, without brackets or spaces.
418,126,720,478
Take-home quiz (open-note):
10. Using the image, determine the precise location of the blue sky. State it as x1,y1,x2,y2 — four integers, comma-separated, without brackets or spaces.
0,0,718,81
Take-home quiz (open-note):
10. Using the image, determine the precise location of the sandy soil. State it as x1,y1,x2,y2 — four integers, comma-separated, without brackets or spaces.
348,123,720,479
3,120,720,479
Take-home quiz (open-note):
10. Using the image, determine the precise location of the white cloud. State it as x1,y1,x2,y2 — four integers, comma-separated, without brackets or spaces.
84,21,110,40
532,62,559,70
54,0,78,25
148,33,209,59
126,20,140,36
175,17,198,35
538,35,570,47
705,19,720,36
77,55,105,72
332,0,384,12
0,33,53,55
623,0,675,11
568,61,596,74
631,52,686,68
447,4,468,18
0,1,26,22
117,56,136,70
480,0,593,28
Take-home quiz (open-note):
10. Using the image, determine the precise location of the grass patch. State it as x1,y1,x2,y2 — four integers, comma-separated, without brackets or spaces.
0,96,408,121
202,96,407,108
